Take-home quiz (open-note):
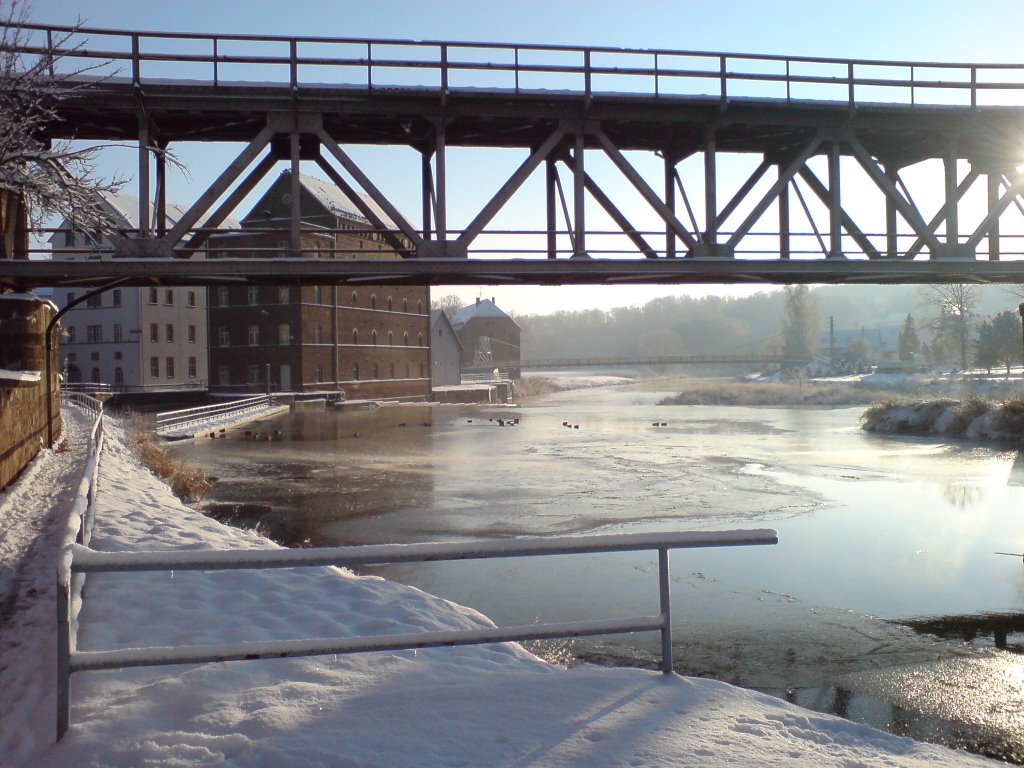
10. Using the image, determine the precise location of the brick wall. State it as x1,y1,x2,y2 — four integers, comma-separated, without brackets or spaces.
0,296,60,489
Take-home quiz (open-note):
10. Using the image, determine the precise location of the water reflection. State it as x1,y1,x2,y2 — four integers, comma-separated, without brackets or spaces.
169,384,1024,762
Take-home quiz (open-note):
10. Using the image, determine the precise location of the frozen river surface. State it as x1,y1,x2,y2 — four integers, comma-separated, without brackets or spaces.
172,380,1024,762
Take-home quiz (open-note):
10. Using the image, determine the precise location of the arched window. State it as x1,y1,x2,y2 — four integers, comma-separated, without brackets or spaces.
417,300,423,314
403,332,409,346
114,366,124,385
402,298,408,312
248,325,259,346
417,333,423,346
370,294,377,310
372,362,380,379
388,362,395,379
387,296,393,311
352,362,360,381
388,331,393,346
351,291,358,306
371,329,377,345
352,329,358,345
314,325,323,344
219,327,229,346
91,367,100,383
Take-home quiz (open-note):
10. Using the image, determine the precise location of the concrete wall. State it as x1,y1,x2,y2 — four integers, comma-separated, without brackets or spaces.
0,296,60,489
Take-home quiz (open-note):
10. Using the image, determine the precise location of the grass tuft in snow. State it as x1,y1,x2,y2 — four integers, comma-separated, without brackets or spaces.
127,414,213,502
948,393,991,435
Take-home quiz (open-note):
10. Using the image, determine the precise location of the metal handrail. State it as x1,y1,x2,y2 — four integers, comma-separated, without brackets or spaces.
57,528,777,739
9,21,1024,108
154,394,272,435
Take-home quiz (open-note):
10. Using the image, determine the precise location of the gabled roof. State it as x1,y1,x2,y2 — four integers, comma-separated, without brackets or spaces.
245,171,414,235
451,298,520,330
430,310,465,351
47,190,239,244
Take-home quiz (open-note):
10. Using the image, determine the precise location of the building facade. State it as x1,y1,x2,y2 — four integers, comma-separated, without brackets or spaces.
50,193,210,392
451,298,521,379
207,172,430,399
429,310,463,387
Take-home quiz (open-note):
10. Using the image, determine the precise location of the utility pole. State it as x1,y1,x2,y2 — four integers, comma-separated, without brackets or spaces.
1018,303,1024,376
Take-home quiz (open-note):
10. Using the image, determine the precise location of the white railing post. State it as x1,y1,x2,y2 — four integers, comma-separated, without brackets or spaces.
658,547,673,674
56,577,71,740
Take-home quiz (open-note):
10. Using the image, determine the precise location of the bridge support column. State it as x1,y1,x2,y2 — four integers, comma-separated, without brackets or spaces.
137,114,151,237
828,141,842,258
572,130,587,258
703,126,717,252
546,157,558,259
989,172,1001,260
665,154,676,258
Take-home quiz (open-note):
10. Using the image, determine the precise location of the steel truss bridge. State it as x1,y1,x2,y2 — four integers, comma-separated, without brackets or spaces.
6,23,1024,290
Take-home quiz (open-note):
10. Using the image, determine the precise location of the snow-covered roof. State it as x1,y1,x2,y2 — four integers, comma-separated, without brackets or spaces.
288,172,413,233
451,298,520,330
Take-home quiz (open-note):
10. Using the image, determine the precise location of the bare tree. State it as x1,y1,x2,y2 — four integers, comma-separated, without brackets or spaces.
0,0,122,255
918,284,979,369
781,285,817,366
431,293,465,320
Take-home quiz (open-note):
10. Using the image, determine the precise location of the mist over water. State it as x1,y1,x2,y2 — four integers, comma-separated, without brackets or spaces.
171,379,1024,761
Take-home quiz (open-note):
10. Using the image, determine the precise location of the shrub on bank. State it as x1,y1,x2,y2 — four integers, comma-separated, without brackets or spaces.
127,415,213,502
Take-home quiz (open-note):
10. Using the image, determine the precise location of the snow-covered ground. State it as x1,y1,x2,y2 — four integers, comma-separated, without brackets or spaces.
0,406,1002,766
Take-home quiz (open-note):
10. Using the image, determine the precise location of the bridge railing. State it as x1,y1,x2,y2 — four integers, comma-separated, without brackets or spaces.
11,22,1024,108
58,527,778,739
154,394,275,436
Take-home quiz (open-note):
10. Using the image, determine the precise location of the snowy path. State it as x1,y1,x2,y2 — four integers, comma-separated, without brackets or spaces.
0,407,89,760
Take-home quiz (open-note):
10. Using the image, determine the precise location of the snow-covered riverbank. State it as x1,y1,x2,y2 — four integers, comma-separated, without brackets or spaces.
0,407,1002,766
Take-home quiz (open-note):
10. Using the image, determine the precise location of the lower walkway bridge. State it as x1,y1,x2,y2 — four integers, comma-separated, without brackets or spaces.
464,353,788,373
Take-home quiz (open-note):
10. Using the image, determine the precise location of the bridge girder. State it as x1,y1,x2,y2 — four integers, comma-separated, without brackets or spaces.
9,26,1024,290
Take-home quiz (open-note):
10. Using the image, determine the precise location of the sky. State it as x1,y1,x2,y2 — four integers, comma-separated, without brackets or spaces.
26,0,1024,315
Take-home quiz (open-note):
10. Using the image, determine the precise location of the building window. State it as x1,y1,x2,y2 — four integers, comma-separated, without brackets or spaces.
352,329,358,345
91,367,100,383
387,296,393,311
405,363,410,378
388,331,394,346
351,362,359,381
150,357,159,378
65,326,75,343
112,289,122,307
248,325,259,346
90,351,99,361
247,365,261,384
148,287,158,304
350,291,358,306
370,294,377,310
166,357,175,378
404,332,409,346
188,356,197,378
86,324,103,343
315,366,323,383
187,290,196,307
87,294,101,308
279,324,290,345
218,327,229,346
313,285,322,304
417,301,423,314
113,351,122,360
165,289,173,306
372,362,380,379
218,365,230,385
371,330,377,345
248,286,260,305
66,352,76,363
314,325,323,344
388,362,395,379
278,287,290,304
149,323,158,343
66,292,76,306
218,287,229,307
418,333,423,346
165,324,174,343
188,325,196,343
112,324,122,343
114,366,123,385
403,298,408,312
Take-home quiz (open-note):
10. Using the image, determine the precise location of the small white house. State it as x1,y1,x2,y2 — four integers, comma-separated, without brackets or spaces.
430,310,463,387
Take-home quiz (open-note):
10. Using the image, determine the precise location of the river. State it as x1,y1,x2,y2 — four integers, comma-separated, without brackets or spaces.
169,378,1024,762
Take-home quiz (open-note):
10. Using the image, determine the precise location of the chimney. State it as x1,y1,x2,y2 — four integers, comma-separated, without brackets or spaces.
491,297,495,305
476,297,480,306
